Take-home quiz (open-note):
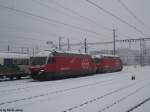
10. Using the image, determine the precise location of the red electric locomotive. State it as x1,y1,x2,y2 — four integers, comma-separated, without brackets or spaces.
30,51,97,80
92,54,123,73
30,51,123,81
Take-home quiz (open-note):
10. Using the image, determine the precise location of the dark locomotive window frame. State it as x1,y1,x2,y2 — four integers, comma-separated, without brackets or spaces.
48,57,56,64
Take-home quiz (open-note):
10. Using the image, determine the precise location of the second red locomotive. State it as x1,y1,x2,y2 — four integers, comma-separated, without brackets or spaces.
30,51,123,81
92,54,123,73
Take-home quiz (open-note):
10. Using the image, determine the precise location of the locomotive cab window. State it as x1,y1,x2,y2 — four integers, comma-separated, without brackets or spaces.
30,57,47,65
48,57,55,64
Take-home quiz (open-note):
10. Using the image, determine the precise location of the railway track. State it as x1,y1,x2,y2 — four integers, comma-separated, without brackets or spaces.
0,67,132,94
0,71,129,94
0,66,130,87
0,73,149,110
61,78,150,112
0,70,131,94
0,78,32,88
0,76,31,82
0,77,124,106
97,82,150,112
0,67,148,111
126,97,150,112
0,78,116,94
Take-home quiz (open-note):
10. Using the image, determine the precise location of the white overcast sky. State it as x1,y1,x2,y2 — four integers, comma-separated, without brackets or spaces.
0,0,150,51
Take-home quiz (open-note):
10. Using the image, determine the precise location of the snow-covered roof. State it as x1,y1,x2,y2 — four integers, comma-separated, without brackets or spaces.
101,54,119,57
33,50,52,57
92,54,119,58
0,52,29,59
33,50,87,57
55,50,86,55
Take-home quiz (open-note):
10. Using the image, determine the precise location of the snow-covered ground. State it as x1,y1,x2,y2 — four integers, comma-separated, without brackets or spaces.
0,66,150,112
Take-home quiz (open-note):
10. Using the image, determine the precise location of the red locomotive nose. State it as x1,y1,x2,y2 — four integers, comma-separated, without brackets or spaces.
29,65,45,72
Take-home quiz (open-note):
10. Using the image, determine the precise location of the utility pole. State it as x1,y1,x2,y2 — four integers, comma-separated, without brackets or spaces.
59,36,62,51
140,39,146,66
113,29,116,55
84,38,87,53
33,48,35,56
67,38,71,51
7,45,10,52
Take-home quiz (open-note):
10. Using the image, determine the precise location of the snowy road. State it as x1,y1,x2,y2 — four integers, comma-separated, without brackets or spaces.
0,66,150,112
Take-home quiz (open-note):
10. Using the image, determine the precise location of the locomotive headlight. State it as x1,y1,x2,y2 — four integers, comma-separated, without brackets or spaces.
38,70,44,74
40,70,44,72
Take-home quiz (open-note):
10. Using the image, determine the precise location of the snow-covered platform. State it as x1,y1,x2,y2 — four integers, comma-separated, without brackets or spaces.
0,66,150,112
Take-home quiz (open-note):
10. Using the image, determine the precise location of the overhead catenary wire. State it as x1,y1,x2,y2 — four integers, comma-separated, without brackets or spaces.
62,41,113,47
0,33,47,42
117,0,150,31
0,0,143,44
42,0,112,31
25,0,150,41
31,0,112,39
31,0,85,22
117,31,150,40
85,0,150,38
117,32,139,39
0,25,58,39
0,40,49,55
0,4,110,39
0,40,48,48
0,24,87,47
1,0,150,54
0,25,83,43
62,37,150,47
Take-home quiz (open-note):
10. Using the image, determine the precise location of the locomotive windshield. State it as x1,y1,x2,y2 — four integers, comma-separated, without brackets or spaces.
30,57,47,65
